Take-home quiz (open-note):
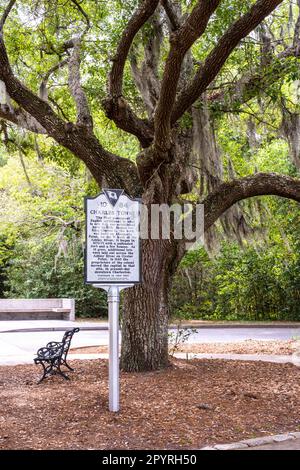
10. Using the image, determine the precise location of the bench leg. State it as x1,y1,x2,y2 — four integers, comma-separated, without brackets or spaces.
36,362,53,384
51,357,70,381
35,360,70,383
37,367,47,384
61,359,74,371
56,366,70,381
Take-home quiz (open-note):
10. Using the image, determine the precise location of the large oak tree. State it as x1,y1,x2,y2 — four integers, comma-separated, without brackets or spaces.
1,0,300,371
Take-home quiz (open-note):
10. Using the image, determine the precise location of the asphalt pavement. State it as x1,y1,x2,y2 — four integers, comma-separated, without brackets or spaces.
1,320,300,366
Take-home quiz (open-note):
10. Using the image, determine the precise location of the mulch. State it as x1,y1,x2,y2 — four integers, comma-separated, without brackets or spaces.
1,358,300,450
174,339,300,355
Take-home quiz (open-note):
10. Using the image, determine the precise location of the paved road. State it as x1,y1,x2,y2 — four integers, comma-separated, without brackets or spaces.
187,327,300,343
1,322,300,365
0,329,107,365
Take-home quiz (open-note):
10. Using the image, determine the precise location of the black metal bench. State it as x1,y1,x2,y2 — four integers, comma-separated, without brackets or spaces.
34,327,80,383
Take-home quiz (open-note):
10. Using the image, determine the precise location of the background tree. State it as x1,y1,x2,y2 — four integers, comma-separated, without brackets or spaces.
0,154,108,316
1,0,300,372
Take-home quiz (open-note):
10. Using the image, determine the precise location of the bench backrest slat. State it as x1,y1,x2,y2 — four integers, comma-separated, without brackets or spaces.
61,328,80,358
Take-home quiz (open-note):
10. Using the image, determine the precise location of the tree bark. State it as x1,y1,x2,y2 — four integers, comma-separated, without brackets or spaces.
121,239,177,371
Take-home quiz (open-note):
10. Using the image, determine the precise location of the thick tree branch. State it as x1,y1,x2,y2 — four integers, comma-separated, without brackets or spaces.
208,51,298,109
39,59,68,101
103,0,159,146
109,0,159,98
208,3,300,113
203,173,300,231
130,11,163,118
0,0,16,32
0,36,70,137
68,38,93,130
154,0,220,152
171,0,284,125
0,119,8,143
293,0,300,50
0,104,46,133
0,16,140,192
161,0,181,31
102,96,154,148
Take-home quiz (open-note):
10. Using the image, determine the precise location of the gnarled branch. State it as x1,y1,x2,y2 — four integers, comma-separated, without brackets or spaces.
203,173,300,231
0,0,16,32
104,0,159,145
0,7,140,193
171,0,284,125
39,59,68,101
0,104,46,134
109,0,159,98
0,35,69,138
102,96,154,148
68,38,93,130
154,0,220,152
130,11,163,118
161,0,181,31
209,0,300,108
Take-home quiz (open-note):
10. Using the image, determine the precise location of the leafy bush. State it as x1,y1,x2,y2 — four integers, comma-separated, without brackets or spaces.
171,239,300,322
4,239,107,317
0,156,107,318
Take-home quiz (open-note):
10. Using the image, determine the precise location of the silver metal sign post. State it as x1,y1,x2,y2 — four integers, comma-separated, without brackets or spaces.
108,286,120,412
94,284,133,412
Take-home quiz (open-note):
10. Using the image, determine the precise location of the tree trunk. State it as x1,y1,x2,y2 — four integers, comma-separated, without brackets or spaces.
121,238,177,372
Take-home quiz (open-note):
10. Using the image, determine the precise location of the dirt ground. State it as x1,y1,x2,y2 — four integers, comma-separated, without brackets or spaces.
70,339,300,356
174,339,300,355
1,358,300,450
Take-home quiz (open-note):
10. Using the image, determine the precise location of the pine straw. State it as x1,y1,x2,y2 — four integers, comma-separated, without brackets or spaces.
1,358,300,450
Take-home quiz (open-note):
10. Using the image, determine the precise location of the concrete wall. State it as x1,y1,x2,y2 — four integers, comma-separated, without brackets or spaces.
0,299,75,321
62,299,75,321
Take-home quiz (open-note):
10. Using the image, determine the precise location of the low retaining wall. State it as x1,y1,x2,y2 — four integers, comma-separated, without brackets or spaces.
0,299,75,321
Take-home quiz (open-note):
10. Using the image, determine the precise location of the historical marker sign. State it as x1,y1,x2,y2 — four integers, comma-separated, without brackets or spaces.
85,189,141,285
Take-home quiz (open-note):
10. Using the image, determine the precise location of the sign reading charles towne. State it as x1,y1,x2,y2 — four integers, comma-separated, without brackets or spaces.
85,189,141,284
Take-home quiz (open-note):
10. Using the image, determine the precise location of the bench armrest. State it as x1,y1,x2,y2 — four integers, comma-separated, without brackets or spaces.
46,341,63,349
